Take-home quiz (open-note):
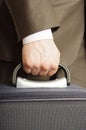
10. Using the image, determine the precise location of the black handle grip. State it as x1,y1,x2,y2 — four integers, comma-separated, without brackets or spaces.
12,63,71,86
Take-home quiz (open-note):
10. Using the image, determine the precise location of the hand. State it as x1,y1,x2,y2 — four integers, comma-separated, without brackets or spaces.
22,39,60,76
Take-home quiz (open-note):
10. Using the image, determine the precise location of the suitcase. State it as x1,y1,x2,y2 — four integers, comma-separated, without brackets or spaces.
0,64,86,130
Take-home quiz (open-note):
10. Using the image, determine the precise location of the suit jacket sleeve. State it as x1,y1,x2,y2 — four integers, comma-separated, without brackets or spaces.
6,0,59,41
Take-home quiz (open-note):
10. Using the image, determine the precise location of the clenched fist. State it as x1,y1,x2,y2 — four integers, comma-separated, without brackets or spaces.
22,39,60,76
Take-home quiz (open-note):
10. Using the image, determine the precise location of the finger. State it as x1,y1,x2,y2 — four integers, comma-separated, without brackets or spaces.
24,68,31,73
31,64,40,75
39,70,49,76
23,63,32,73
47,69,57,76
31,68,40,75
38,63,50,76
47,64,59,76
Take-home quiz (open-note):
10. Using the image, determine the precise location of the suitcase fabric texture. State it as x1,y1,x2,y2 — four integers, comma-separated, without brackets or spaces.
0,84,86,130
0,64,86,130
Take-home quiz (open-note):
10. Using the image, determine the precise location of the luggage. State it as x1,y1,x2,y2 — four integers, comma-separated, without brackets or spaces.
0,64,86,130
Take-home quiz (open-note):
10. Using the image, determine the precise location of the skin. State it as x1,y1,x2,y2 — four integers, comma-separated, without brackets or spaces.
22,39,60,76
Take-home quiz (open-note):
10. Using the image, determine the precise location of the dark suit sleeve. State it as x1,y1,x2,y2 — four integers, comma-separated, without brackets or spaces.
6,0,59,41
84,0,86,50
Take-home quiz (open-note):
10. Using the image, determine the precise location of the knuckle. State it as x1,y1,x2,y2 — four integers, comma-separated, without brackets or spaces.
51,64,58,70
31,64,40,75
23,61,32,73
24,61,31,68
33,64,40,70
48,70,57,77
41,63,49,71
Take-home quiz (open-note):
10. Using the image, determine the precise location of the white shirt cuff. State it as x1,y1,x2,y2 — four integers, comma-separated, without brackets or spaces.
22,29,53,45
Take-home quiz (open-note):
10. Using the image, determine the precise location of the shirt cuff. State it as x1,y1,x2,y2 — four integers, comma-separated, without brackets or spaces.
22,29,53,45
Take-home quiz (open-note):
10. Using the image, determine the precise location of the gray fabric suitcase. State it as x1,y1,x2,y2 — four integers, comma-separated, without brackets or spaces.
0,64,86,130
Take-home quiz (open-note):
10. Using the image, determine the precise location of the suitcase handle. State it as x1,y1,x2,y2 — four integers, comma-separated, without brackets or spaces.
12,63,71,87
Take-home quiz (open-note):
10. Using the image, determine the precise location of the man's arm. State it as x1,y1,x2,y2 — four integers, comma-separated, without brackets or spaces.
6,0,60,76
6,0,59,41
